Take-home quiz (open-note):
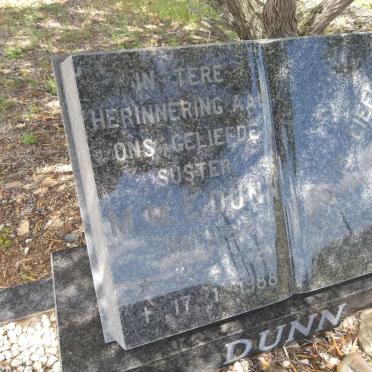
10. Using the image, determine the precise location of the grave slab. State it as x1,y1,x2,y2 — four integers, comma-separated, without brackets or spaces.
53,246,372,372
0,278,54,322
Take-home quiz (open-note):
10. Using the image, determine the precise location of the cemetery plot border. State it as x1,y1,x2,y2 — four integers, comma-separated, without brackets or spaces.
53,246,372,372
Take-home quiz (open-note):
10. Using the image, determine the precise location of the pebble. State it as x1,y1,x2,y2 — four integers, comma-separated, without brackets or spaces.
10,357,22,368
280,360,291,368
41,176,58,188
5,181,22,189
359,309,372,358
233,361,244,372
64,232,78,242
337,352,372,371
33,360,43,371
257,355,271,370
5,322,16,331
15,325,23,336
24,246,30,255
4,350,12,360
11,343,20,357
8,329,18,344
17,219,29,236
25,238,32,244
47,354,58,367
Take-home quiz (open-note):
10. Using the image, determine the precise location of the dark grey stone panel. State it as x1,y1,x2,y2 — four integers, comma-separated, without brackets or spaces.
265,33,372,291
52,41,291,348
53,246,372,372
0,278,54,322
53,32,372,349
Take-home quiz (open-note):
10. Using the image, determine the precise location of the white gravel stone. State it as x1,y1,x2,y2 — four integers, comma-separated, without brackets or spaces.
28,344,37,354
26,327,35,336
50,313,56,322
33,360,43,371
52,361,62,372
5,322,16,331
0,339,11,352
15,325,23,336
7,329,18,344
17,333,28,349
34,322,43,331
47,354,59,367
30,352,40,362
37,346,45,357
46,346,58,355
4,350,13,360
41,314,50,324
40,355,48,365
0,326,5,337
10,357,22,368
24,367,33,372
0,352,5,361
20,349,31,363
11,343,20,357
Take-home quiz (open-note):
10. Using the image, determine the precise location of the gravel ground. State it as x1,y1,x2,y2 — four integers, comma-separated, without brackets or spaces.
0,312,60,372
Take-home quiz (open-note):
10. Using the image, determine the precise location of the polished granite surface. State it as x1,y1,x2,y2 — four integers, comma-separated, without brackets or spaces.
53,32,372,349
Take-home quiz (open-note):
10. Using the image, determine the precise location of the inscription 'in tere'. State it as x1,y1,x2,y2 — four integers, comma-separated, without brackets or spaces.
131,64,224,92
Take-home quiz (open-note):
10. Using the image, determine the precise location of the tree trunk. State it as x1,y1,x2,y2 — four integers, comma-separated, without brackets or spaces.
262,0,298,38
299,0,355,35
209,0,264,39
205,0,356,41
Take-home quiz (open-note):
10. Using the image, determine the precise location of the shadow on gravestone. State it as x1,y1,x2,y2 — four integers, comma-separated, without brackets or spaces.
52,32,372,357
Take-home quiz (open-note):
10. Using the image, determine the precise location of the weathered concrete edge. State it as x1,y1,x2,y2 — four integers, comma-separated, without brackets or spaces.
0,278,54,322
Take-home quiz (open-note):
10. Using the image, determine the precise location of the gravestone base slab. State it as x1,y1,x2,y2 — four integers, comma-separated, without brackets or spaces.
52,246,372,372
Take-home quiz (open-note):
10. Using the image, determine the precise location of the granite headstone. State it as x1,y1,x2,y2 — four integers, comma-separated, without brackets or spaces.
52,32,372,351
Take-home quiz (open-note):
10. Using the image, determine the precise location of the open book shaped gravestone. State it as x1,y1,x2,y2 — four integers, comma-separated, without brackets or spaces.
53,32,372,350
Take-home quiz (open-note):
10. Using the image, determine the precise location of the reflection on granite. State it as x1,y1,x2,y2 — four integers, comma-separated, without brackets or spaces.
53,32,372,350
265,33,372,291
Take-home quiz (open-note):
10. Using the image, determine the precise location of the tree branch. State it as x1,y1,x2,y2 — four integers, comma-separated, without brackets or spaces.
188,4,235,41
207,0,264,40
299,0,356,35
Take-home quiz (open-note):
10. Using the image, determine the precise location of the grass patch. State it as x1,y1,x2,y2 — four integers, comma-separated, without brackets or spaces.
127,0,212,23
44,78,57,96
21,132,38,145
23,104,39,121
4,45,26,59
39,2,68,16
0,96,16,112
59,29,93,44
0,227,12,249
355,0,372,8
